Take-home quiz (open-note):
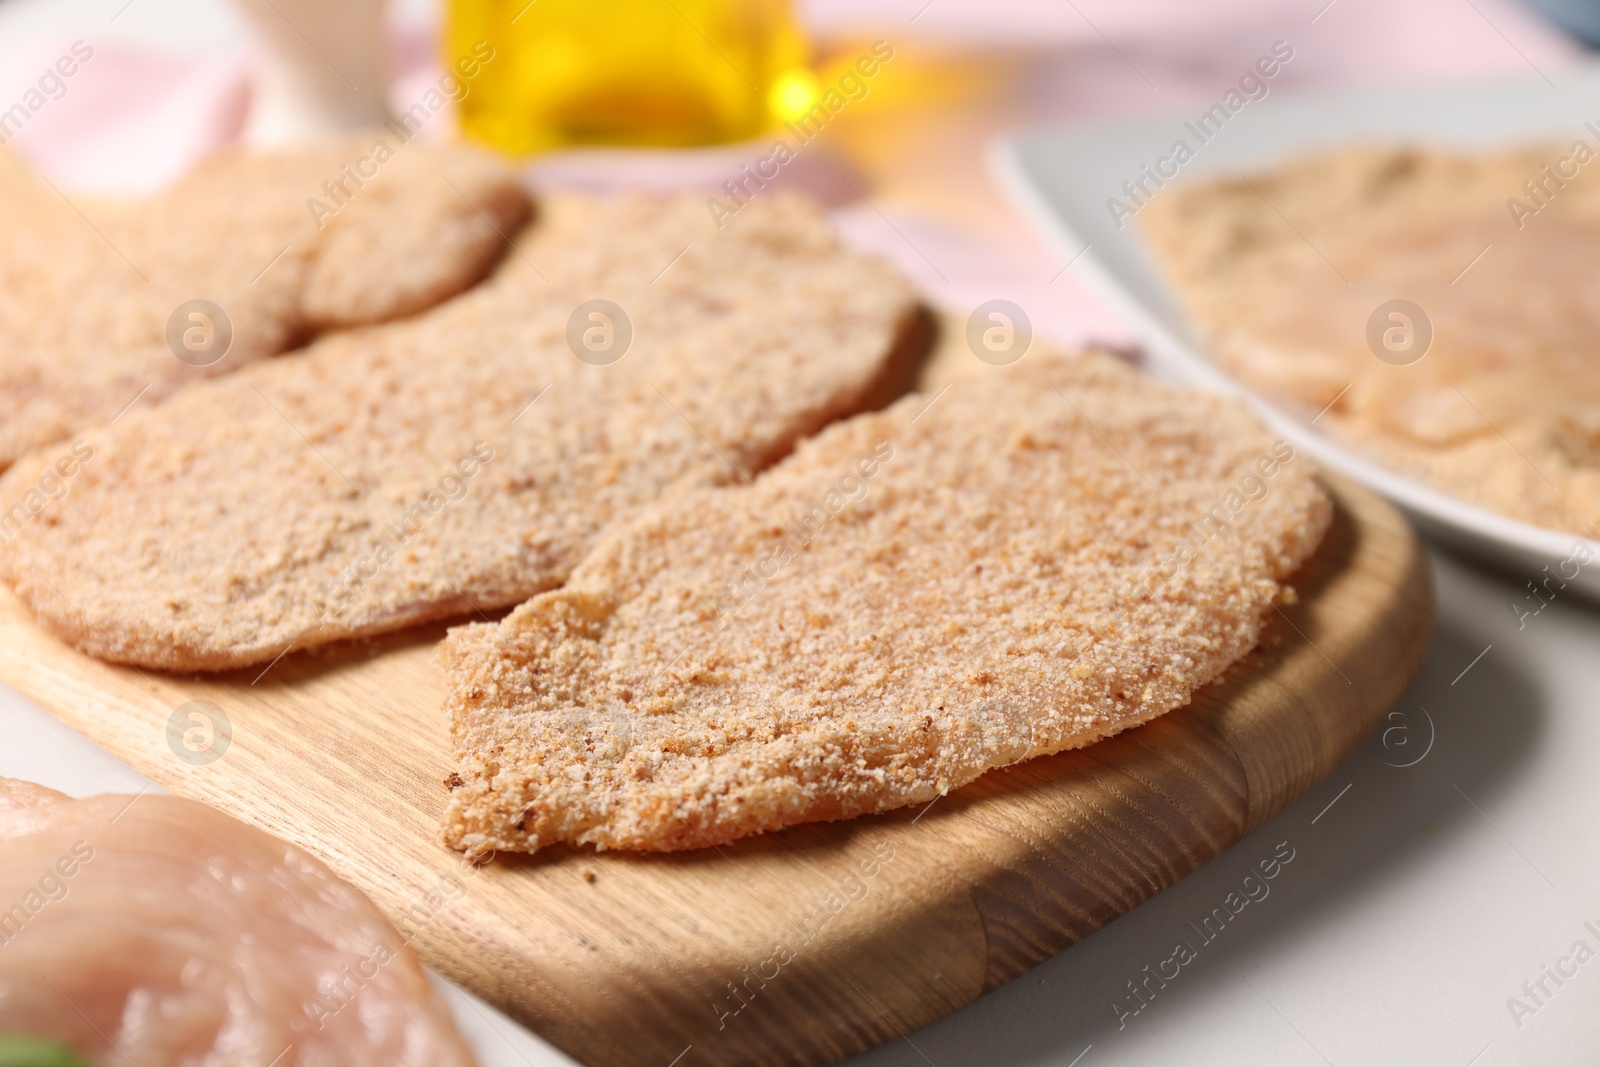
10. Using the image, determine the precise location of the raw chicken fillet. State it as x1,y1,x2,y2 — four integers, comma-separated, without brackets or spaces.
0,778,476,1066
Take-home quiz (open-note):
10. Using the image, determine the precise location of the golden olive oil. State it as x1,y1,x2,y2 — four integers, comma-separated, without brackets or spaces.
447,0,815,154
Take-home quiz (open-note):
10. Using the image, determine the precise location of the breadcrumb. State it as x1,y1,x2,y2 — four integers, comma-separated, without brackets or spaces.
0,135,528,469
0,193,922,671
440,351,1332,855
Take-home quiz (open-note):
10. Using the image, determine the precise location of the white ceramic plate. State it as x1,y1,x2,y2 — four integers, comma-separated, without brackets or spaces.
994,62,1600,602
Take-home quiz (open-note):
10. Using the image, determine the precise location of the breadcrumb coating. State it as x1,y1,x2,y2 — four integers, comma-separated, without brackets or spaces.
440,351,1332,855
0,135,528,469
0,193,922,671
1140,143,1600,536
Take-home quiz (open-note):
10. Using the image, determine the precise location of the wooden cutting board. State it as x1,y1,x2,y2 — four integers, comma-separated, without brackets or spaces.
0,471,1431,1067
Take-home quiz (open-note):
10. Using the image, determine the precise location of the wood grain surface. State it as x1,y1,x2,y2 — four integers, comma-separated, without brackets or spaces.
0,459,1432,1066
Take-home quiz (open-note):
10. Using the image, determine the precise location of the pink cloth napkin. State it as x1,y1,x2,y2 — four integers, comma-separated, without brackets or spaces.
0,32,249,196
0,0,1579,348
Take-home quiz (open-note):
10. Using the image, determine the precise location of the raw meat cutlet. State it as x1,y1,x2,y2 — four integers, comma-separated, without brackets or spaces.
0,778,476,1065
1138,143,1600,537
0,192,925,671
0,134,527,469
439,350,1332,856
